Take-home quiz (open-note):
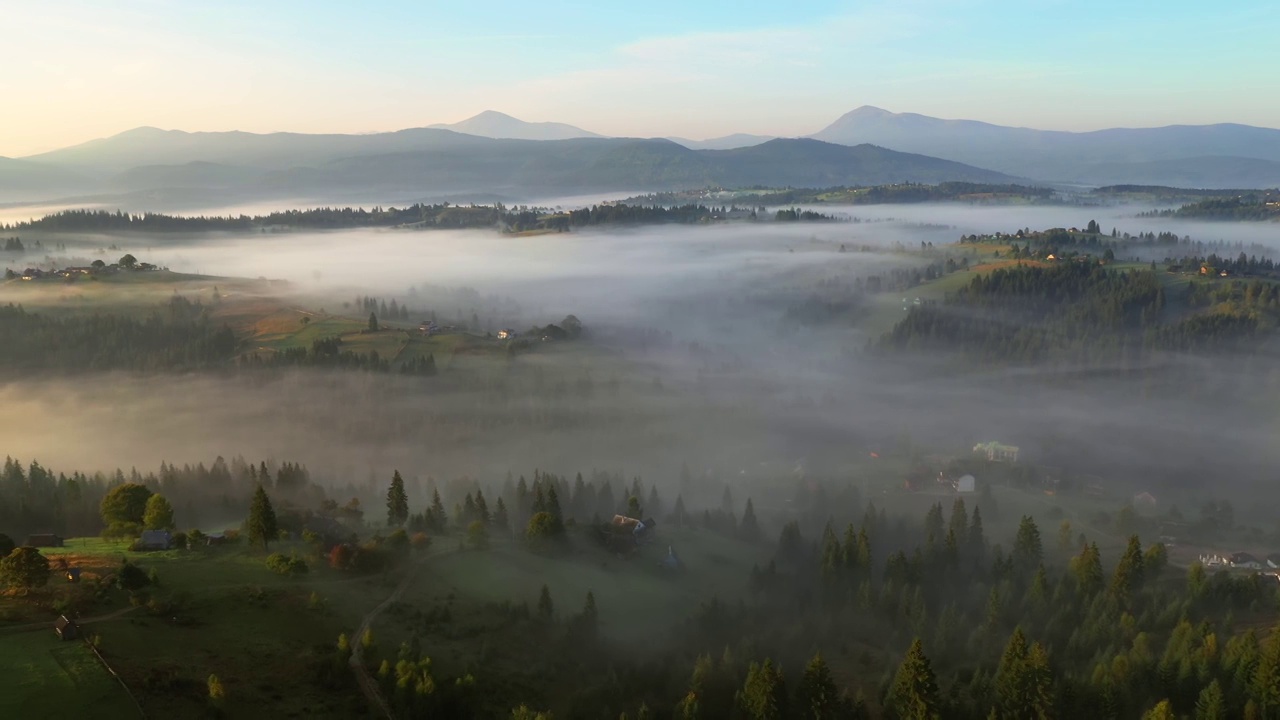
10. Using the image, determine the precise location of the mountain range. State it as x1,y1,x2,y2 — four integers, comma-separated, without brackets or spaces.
809,106,1280,187
5,108,1279,205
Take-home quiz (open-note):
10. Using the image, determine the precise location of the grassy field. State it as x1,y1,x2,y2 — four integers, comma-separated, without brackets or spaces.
3,540,404,719
0,631,140,720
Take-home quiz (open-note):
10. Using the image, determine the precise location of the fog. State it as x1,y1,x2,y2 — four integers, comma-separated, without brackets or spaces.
4,203,1280,520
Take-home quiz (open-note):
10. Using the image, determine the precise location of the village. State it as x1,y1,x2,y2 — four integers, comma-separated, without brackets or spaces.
3,253,160,282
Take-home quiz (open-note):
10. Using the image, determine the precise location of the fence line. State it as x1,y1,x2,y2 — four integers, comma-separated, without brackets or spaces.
84,639,147,719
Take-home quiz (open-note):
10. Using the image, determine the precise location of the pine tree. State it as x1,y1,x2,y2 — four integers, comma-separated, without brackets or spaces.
475,490,491,524
368,312,379,331
886,639,941,720
740,498,761,542
429,489,446,532
1143,700,1176,720
494,498,510,534
1110,535,1145,605
1195,679,1226,720
247,485,279,550
795,652,843,719
947,498,967,540
578,591,598,641
386,470,409,527
968,507,986,561
537,584,554,621
1012,516,1043,574
738,659,787,720
1071,542,1104,596
1252,625,1280,716
993,627,1042,719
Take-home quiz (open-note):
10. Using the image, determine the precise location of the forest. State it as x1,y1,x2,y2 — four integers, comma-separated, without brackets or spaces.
879,261,1280,367
4,449,1280,719
0,296,237,373
1,201,836,236
1144,195,1280,222
625,183,1057,207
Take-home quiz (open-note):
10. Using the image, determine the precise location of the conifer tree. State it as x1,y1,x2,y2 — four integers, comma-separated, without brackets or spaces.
947,499,967,540
386,470,409,527
1195,680,1226,720
795,652,843,719
1110,535,1145,604
887,639,941,720
475,489,491,524
738,659,787,720
537,584,554,621
739,498,761,542
247,485,279,550
1012,516,1043,574
428,488,446,532
494,497,510,534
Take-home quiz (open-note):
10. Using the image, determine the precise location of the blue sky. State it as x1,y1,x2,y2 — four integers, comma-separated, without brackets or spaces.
3,0,1277,155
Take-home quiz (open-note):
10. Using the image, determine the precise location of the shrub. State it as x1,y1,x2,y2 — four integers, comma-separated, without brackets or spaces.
208,674,226,703
265,553,308,576
117,560,150,591
410,532,431,550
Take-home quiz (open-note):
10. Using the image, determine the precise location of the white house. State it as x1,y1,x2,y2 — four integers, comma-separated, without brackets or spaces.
956,475,976,493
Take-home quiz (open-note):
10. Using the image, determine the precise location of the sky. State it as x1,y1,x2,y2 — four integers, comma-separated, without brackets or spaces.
2,0,1278,156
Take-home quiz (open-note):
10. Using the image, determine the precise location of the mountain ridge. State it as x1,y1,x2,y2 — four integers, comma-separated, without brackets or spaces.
809,106,1280,186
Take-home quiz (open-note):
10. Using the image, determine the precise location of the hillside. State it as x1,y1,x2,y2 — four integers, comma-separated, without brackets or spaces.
665,133,776,150
0,157,92,200
109,161,266,191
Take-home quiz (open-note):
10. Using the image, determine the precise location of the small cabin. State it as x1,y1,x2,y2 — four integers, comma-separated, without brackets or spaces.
66,568,82,583
25,533,63,548
138,530,173,551
55,615,79,641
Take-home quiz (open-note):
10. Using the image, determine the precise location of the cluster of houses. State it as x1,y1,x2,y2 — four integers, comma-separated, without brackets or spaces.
1199,551,1280,572
8,262,157,282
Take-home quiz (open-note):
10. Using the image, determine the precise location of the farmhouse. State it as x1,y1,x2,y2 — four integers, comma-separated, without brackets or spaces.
1267,553,1280,570
606,514,657,552
54,615,79,641
956,475,976,493
973,441,1019,463
1230,552,1262,570
138,530,173,550
25,533,63,547
497,328,517,340
1133,491,1157,507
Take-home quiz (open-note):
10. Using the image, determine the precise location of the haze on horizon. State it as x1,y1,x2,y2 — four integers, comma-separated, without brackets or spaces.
3,0,1278,157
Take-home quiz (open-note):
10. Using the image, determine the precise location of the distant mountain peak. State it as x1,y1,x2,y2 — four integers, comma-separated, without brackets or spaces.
428,111,601,141
846,105,894,117
467,110,519,121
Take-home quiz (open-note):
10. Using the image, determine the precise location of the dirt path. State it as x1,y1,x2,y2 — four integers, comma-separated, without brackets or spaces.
0,604,141,635
349,549,444,719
